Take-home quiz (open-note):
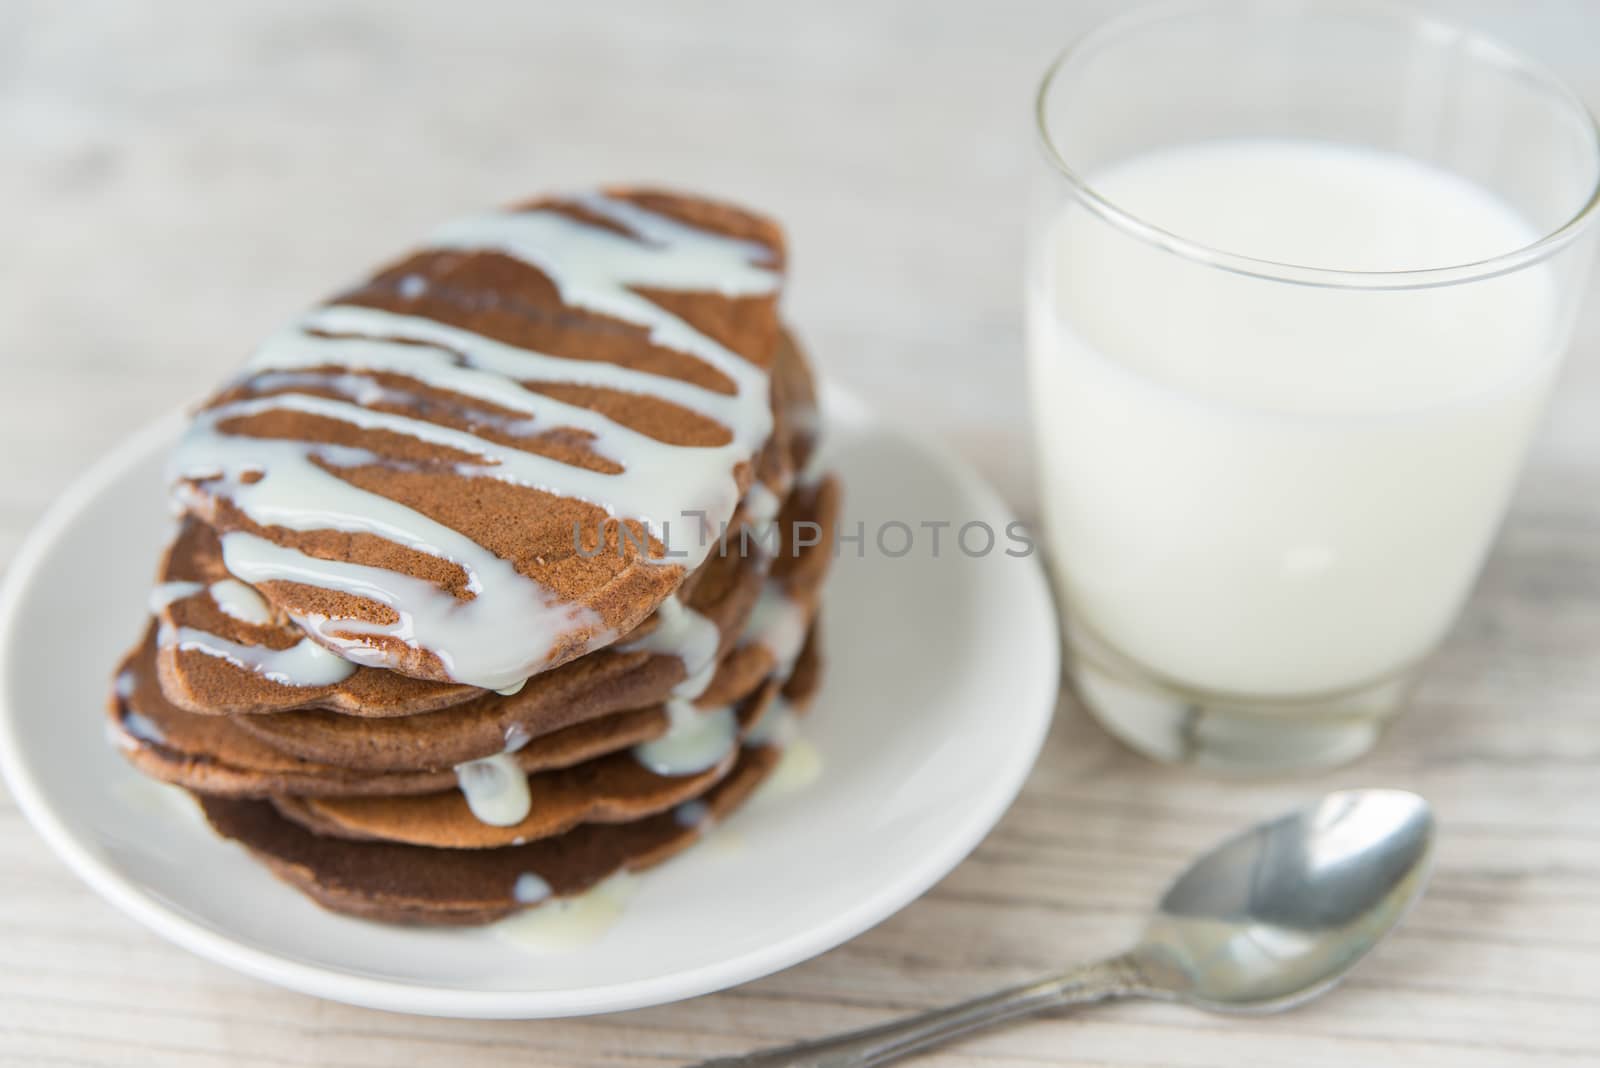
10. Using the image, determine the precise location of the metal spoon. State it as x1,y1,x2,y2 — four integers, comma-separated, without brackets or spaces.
694,788,1434,1068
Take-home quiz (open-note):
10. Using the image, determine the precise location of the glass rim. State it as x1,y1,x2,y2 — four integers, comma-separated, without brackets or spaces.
1034,0,1600,291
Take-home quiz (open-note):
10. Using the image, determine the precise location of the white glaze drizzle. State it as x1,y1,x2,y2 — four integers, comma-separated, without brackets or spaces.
282,304,756,438
742,697,824,800
512,872,552,904
762,736,823,798
208,578,274,625
744,695,798,749
146,540,354,693
159,623,357,687
196,389,749,557
244,367,561,445
106,720,138,752
428,195,777,389
620,594,719,699
492,871,638,953
148,581,203,613
216,526,600,693
246,325,754,470
793,404,828,486
740,580,809,676
503,722,534,752
632,699,737,776
168,196,778,691
454,752,532,826
743,481,782,527
673,799,711,828
121,710,166,745
798,451,829,490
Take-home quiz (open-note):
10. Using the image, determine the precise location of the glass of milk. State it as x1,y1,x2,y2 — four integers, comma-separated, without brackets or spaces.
1028,1,1600,773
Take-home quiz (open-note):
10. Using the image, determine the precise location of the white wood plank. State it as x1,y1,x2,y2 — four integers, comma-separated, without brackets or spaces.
2,1,1598,1064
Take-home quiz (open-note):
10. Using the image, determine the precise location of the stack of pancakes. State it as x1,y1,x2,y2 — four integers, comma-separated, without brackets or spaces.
107,190,838,925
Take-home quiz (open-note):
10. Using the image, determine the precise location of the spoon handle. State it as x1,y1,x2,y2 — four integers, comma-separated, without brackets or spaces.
688,955,1146,1068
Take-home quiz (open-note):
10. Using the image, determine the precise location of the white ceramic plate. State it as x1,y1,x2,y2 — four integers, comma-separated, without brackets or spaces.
0,384,1058,1018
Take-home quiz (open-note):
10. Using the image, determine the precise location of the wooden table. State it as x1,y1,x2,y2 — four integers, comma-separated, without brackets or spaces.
4,2,1598,1064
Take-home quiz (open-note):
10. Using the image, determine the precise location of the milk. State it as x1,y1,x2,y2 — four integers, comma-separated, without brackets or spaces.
1028,139,1562,697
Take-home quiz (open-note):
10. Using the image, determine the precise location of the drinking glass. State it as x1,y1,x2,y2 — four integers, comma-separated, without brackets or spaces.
1028,0,1600,773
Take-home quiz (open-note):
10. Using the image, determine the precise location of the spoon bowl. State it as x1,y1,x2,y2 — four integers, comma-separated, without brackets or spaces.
1134,789,1435,1011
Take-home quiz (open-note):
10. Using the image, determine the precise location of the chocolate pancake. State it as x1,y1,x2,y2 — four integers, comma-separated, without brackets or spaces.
154,348,812,725
151,328,815,720
270,678,780,849
197,745,782,925
150,505,761,720
226,475,839,771
111,627,668,798
168,190,787,691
